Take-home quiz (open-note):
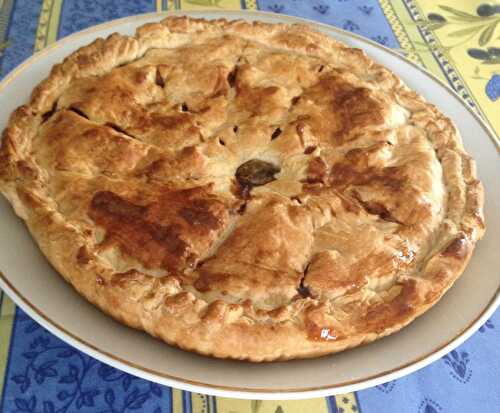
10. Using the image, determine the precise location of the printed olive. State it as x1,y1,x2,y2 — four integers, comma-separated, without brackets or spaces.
477,4,495,16
467,48,490,60
427,13,446,22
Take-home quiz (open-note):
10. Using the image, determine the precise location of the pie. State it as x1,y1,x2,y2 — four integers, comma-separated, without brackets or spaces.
0,17,485,361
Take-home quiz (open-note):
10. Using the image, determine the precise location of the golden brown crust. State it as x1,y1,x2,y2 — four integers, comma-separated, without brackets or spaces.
0,16,485,361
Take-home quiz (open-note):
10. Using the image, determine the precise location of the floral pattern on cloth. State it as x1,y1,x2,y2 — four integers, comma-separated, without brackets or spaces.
258,0,400,47
2,310,171,413
58,0,155,37
0,0,44,75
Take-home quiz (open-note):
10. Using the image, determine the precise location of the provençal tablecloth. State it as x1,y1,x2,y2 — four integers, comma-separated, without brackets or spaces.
0,1,498,412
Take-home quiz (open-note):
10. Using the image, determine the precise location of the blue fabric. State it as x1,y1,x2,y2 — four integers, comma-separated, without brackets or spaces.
358,313,500,412
257,0,399,47
0,0,44,76
58,0,155,38
0,309,173,413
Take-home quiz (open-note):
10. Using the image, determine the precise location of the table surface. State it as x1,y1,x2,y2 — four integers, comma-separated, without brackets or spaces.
0,1,498,412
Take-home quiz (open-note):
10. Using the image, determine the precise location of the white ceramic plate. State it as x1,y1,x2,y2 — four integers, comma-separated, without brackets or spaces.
0,11,498,400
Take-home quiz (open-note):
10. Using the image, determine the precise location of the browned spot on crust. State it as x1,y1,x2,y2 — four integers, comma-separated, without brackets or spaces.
180,200,223,229
152,112,191,130
194,270,229,292
202,300,226,321
339,195,361,214
330,154,405,192
135,70,148,84
76,246,91,265
164,292,193,310
16,160,38,179
338,88,384,135
110,270,140,288
441,235,469,260
304,145,316,155
303,74,387,142
236,84,281,114
91,191,145,218
363,280,417,334
352,191,401,224
303,156,327,184
268,306,289,319
88,188,228,272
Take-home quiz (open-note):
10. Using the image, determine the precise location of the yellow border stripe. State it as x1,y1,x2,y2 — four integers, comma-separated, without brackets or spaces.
179,0,243,10
335,393,360,413
172,388,183,412
34,0,53,51
387,0,447,83
46,0,63,46
245,0,257,9
0,0,14,42
191,393,207,412
157,0,170,12
407,0,495,135
215,397,331,412
0,293,16,402
379,0,421,64
34,0,63,51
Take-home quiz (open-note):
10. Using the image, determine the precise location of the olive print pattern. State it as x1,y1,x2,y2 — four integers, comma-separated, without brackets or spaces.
414,3,500,104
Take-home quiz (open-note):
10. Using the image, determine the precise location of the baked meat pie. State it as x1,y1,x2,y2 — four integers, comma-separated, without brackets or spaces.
0,17,484,361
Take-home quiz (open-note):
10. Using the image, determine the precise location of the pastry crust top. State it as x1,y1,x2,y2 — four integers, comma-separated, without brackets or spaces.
0,17,485,361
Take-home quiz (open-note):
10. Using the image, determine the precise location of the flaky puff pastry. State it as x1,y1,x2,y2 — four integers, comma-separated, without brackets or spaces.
0,17,484,361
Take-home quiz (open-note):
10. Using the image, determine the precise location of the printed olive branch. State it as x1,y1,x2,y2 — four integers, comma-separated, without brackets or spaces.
410,3,500,57
438,5,496,22
56,357,96,413
413,17,499,46
251,400,262,413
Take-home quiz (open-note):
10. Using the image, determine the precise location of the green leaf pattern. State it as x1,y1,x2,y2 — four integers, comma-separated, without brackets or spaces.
479,20,499,46
251,400,263,413
420,4,499,52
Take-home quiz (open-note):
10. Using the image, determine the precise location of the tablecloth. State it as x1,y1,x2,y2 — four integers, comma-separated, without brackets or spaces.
0,1,498,412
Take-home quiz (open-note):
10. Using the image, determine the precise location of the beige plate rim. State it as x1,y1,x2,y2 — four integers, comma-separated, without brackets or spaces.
0,10,498,398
